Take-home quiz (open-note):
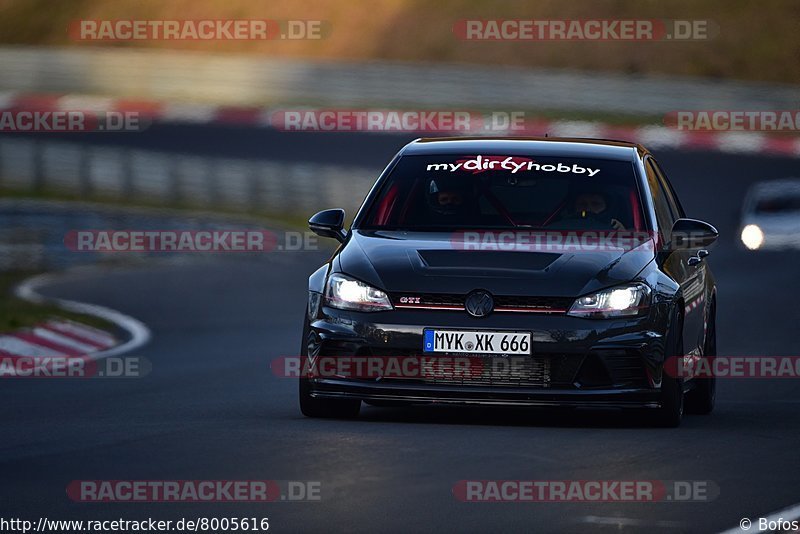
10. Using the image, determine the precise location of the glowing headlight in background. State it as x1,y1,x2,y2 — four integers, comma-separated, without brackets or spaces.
741,224,764,250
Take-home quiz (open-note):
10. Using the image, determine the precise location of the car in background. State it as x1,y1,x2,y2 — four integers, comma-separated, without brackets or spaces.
300,137,719,427
740,179,800,251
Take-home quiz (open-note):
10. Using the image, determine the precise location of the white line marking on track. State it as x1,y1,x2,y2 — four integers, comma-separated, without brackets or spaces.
581,516,684,528
32,327,100,353
45,319,115,347
0,336,63,357
720,501,800,533
14,272,151,362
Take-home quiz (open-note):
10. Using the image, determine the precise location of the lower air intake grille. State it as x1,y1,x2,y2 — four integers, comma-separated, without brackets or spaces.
384,355,551,388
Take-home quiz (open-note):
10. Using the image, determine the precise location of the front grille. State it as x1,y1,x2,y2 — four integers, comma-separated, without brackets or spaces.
549,354,586,386
393,355,552,388
493,295,572,313
392,292,464,309
314,342,632,390
391,292,571,313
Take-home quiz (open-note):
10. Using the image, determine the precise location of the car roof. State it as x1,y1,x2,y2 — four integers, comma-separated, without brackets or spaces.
400,137,648,160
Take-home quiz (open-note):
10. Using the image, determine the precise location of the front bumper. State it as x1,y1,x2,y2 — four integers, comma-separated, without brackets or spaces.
305,304,669,408
312,380,660,408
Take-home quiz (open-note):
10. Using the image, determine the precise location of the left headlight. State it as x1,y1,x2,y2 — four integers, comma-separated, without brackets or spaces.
567,283,651,319
324,273,393,312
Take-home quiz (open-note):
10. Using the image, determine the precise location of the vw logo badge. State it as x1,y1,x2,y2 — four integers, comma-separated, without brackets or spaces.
465,290,494,318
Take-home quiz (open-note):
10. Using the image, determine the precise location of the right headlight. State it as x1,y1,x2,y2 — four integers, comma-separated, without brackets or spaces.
567,283,651,319
324,273,393,312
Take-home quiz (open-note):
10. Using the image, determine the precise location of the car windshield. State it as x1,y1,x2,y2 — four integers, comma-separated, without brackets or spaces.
359,154,645,231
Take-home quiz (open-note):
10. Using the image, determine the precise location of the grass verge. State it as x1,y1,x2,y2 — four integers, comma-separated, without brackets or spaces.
0,271,118,335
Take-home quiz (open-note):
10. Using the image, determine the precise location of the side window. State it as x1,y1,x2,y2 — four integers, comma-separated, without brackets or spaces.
645,159,676,244
650,159,685,219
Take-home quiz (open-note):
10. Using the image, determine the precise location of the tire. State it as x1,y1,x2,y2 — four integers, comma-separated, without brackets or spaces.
656,307,685,428
298,318,361,419
685,300,716,415
299,376,361,418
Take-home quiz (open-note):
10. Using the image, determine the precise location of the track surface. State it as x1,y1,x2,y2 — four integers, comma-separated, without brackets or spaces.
2,127,800,533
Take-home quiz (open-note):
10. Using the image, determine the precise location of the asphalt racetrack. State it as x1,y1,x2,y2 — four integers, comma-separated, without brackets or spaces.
2,125,800,533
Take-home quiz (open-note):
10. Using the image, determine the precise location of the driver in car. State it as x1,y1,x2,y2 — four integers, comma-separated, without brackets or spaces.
568,191,627,230
427,179,473,222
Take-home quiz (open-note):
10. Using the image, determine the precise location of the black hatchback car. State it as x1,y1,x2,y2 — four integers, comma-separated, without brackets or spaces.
300,137,718,426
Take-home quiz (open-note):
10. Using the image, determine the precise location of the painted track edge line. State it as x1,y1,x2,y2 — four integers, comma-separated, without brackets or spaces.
719,501,800,533
13,272,151,361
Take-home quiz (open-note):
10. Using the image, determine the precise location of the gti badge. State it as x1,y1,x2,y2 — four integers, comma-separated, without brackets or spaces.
465,290,494,318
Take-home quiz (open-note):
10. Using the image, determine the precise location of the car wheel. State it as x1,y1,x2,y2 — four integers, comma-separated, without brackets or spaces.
298,318,361,419
299,376,361,418
685,300,716,415
656,307,685,428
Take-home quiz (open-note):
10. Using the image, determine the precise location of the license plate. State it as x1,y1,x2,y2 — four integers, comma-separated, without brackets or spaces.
423,329,531,355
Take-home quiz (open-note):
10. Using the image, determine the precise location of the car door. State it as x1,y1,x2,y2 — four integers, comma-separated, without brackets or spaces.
644,157,703,357
651,158,707,356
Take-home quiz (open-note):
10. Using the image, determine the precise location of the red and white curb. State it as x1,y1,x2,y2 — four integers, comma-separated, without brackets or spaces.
1,92,799,158
0,320,117,376
5,271,151,377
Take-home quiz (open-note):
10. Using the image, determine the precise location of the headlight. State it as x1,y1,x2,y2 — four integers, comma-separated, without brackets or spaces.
568,283,651,318
324,273,393,312
740,224,764,250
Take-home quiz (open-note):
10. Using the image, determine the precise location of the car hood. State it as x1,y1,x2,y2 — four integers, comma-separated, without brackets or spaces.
337,230,655,297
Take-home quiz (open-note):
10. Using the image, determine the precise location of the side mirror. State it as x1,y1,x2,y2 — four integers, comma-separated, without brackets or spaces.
309,209,347,242
670,218,719,249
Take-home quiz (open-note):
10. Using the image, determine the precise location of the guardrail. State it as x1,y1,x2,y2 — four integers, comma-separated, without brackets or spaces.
0,137,377,215
1,46,797,115
0,135,378,271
